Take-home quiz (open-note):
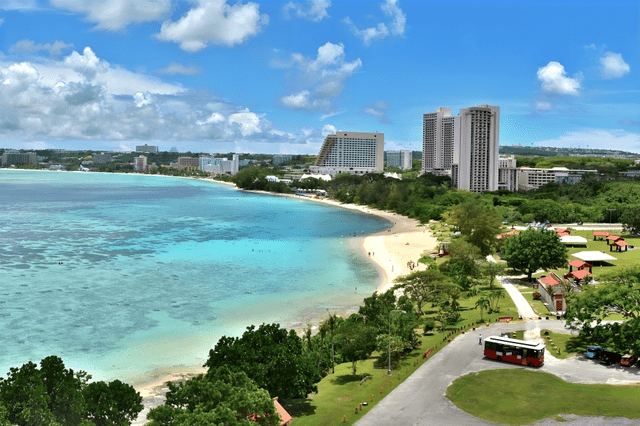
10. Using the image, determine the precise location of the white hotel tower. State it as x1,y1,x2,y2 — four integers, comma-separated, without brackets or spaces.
422,105,500,193
310,131,384,175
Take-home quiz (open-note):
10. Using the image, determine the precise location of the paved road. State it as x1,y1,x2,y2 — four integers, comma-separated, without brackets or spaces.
355,320,640,426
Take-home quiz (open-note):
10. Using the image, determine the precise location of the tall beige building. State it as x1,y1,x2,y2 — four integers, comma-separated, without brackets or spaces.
422,107,458,174
310,131,384,175
452,105,500,193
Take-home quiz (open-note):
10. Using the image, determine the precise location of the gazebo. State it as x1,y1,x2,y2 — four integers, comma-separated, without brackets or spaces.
606,235,623,245
610,240,629,252
568,258,593,273
593,231,609,241
564,269,593,281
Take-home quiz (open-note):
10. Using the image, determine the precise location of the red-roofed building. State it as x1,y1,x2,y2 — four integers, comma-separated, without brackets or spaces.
498,229,519,239
557,231,571,237
555,228,567,234
610,240,629,252
248,398,293,425
606,235,622,244
568,259,593,273
564,269,592,281
274,398,293,425
534,273,568,314
592,231,609,241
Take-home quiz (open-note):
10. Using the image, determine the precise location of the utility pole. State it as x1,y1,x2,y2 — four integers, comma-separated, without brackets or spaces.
606,208,616,225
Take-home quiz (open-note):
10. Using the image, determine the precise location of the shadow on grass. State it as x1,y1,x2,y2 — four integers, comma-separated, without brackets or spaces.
330,373,371,386
280,398,316,418
565,334,594,354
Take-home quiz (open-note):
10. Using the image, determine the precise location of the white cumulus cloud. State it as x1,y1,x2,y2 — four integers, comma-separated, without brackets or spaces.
600,52,630,79
279,42,361,112
50,0,171,31
344,0,405,45
156,0,268,52
537,61,582,96
284,0,331,22
64,47,108,81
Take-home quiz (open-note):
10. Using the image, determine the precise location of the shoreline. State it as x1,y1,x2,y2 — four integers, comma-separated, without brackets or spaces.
1,170,438,423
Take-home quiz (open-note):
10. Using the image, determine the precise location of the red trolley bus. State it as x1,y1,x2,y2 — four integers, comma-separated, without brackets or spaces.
484,336,545,367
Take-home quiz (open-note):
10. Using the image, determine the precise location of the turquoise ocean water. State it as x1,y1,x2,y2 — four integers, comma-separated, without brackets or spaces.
0,170,389,385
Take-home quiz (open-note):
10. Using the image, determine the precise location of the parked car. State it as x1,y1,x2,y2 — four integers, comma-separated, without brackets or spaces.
585,345,603,360
600,350,622,366
620,354,636,367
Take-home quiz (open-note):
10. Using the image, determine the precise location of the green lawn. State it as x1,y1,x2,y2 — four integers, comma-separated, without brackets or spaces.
531,229,640,282
447,369,640,425
284,289,519,426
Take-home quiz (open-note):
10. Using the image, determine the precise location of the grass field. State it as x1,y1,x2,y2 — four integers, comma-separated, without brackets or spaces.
284,289,518,426
447,369,640,425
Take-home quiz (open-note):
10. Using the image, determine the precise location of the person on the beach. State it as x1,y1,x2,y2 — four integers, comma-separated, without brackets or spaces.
478,334,482,345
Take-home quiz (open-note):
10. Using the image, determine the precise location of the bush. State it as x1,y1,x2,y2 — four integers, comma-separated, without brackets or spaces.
533,292,541,300
423,318,436,333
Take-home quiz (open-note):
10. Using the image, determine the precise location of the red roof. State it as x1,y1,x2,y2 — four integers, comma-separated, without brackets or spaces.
593,231,610,237
274,398,293,426
498,229,519,239
568,259,593,268
538,274,564,287
606,235,622,241
557,231,571,237
613,240,629,247
249,398,293,425
555,228,566,233
564,269,592,280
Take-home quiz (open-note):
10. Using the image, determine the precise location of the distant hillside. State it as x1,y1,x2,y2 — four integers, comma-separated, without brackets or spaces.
499,145,638,158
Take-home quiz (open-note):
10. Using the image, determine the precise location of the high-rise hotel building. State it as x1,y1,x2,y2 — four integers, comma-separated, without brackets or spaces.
423,105,500,193
452,105,500,192
310,131,384,175
422,107,458,175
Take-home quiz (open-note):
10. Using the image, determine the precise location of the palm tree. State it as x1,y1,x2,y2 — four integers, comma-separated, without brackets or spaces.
325,310,338,374
490,290,505,312
303,324,312,357
317,321,329,370
475,296,491,322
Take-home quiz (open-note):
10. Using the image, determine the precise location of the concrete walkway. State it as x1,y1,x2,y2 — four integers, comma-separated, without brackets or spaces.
499,276,537,320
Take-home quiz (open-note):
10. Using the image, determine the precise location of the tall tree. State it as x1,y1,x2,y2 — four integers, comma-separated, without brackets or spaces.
324,312,339,374
204,323,321,399
146,366,280,426
620,206,640,235
393,268,454,316
500,228,568,281
480,261,506,290
475,296,491,322
335,315,377,376
83,380,143,426
0,356,142,426
446,197,502,255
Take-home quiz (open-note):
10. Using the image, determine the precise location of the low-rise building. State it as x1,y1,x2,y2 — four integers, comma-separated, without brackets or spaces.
517,167,596,191
386,150,412,170
136,144,158,153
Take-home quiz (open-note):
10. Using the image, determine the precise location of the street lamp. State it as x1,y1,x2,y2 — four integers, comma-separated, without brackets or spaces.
388,309,407,376
607,208,616,225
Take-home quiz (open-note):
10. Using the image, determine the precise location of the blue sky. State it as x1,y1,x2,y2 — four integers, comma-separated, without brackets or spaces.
0,0,638,154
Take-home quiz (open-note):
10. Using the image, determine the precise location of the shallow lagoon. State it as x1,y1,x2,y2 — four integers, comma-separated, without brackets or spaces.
0,170,389,384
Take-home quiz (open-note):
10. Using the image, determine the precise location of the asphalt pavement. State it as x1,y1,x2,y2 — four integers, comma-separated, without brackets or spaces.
354,320,640,426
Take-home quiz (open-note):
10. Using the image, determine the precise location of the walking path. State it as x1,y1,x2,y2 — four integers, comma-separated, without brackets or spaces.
499,277,537,320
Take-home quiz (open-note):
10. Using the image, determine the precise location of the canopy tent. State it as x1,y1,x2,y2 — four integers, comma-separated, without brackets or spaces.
572,251,617,263
560,235,588,245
